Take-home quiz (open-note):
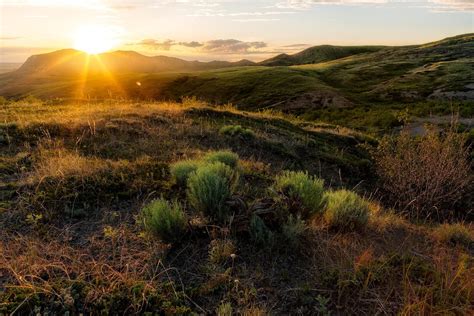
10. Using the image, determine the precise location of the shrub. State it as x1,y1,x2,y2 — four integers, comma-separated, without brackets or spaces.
249,214,274,246
372,127,471,220
434,223,472,247
273,171,326,219
324,190,370,231
141,199,187,243
204,151,239,169
170,160,201,186
282,214,306,246
219,125,255,139
187,162,238,223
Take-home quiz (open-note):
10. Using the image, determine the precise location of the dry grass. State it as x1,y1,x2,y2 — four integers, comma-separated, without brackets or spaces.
0,226,185,314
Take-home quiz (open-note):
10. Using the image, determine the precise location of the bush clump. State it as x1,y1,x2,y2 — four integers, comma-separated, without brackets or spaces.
170,160,201,186
324,190,370,231
433,223,472,247
219,125,255,140
187,162,238,223
372,127,471,220
203,151,239,169
273,171,326,219
141,198,187,243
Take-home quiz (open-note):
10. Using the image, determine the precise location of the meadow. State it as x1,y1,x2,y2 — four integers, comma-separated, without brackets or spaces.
0,98,472,314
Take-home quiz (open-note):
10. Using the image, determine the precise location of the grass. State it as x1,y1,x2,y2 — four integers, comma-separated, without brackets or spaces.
0,99,472,314
433,223,473,247
141,198,187,243
170,160,201,186
323,189,370,231
1,34,472,132
187,161,238,223
273,170,326,219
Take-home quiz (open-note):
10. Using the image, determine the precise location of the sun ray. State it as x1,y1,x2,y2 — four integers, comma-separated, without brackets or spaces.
75,53,91,99
91,54,127,99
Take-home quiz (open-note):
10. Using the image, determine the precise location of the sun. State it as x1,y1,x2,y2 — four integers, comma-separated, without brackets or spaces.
73,25,121,54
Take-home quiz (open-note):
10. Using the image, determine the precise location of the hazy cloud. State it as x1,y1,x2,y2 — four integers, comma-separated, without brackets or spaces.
276,0,473,11
202,39,267,53
135,38,268,54
0,36,22,40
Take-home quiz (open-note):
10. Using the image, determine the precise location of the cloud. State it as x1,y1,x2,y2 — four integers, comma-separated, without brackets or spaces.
137,39,175,50
134,38,268,54
275,0,473,11
0,36,22,40
202,39,267,53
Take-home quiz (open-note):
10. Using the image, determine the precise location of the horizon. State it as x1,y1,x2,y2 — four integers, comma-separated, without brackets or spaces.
1,0,473,63
1,32,473,66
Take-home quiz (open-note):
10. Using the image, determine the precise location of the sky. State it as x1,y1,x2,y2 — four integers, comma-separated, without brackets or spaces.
0,0,473,62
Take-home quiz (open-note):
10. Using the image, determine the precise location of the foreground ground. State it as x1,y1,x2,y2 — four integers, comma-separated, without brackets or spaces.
0,100,472,314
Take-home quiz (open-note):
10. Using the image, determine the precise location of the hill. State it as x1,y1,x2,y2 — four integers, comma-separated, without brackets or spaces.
0,34,472,132
14,49,256,76
259,45,385,66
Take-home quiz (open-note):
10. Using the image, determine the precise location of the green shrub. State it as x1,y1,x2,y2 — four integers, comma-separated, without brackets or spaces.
187,162,238,223
219,125,255,139
434,223,472,247
203,151,239,169
141,198,187,243
273,171,326,219
324,190,370,231
282,214,306,246
249,214,274,246
170,160,201,186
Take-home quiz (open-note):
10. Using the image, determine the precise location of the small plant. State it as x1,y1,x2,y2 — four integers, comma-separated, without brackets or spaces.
204,150,239,169
433,223,472,247
324,190,370,231
187,162,238,223
282,214,306,246
209,239,236,264
249,214,274,246
273,171,326,218
315,295,332,316
220,125,255,139
25,213,43,226
216,302,233,316
170,160,201,186
141,198,187,243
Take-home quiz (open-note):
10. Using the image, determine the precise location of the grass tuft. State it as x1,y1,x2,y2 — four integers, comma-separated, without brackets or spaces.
203,150,239,169
273,170,326,219
141,198,187,243
170,160,201,186
324,189,370,231
219,124,255,139
433,223,472,247
187,162,238,223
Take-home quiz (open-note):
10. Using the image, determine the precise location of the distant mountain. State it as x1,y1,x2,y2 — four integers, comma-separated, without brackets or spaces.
259,45,386,66
14,49,256,76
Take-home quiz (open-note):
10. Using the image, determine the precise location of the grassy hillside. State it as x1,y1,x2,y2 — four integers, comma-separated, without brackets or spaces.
259,45,385,66
0,34,472,133
1,99,472,314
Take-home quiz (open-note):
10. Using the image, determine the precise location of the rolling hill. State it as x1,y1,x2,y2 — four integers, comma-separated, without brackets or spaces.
0,33,472,131
259,45,385,66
